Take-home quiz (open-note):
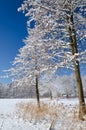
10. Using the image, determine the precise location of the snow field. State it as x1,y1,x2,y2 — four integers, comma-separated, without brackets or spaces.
0,98,86,130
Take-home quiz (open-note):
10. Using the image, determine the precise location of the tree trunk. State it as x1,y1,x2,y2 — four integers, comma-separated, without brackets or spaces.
68,11,85,119
35,75,40,108
50,90,52,100
34,46,40,108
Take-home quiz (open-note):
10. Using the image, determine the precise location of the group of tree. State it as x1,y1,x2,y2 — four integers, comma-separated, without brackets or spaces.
0,75,86,98
6,0,86,119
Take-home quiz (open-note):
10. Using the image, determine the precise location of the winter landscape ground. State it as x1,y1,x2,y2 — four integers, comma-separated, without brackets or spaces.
0,98,86,130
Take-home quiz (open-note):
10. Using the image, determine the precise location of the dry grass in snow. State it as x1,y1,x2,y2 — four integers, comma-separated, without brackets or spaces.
15,99,86,130
15,101,58,122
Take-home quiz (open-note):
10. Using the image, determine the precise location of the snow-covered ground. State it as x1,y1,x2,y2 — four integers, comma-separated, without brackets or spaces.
0,98,86,130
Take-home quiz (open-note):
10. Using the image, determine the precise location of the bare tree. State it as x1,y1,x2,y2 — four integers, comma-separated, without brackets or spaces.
18,0,86,118
8,24,53,107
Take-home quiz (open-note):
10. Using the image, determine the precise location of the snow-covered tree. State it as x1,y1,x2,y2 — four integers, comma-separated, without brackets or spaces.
8,23,56,107
18,0,86,118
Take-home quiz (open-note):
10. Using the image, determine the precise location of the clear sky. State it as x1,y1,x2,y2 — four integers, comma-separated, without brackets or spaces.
0,0,27,83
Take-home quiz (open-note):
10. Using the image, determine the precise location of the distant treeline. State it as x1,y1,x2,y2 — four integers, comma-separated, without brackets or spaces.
0,75,86,98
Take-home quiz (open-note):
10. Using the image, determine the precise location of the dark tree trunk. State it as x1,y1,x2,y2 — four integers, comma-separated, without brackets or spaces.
34,46,40,108
35,75,40,108
50,90,52,100
68,10,85,119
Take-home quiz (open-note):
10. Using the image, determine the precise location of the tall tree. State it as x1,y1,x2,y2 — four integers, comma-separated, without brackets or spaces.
18,0,86,118
64,0,86,119
8,24,54,107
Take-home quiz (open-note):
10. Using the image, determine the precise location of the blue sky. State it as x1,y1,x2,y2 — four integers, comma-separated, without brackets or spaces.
0,0,85,83
0,0,27,83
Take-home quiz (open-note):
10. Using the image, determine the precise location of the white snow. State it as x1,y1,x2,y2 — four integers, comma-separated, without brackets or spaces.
0,98,86,130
